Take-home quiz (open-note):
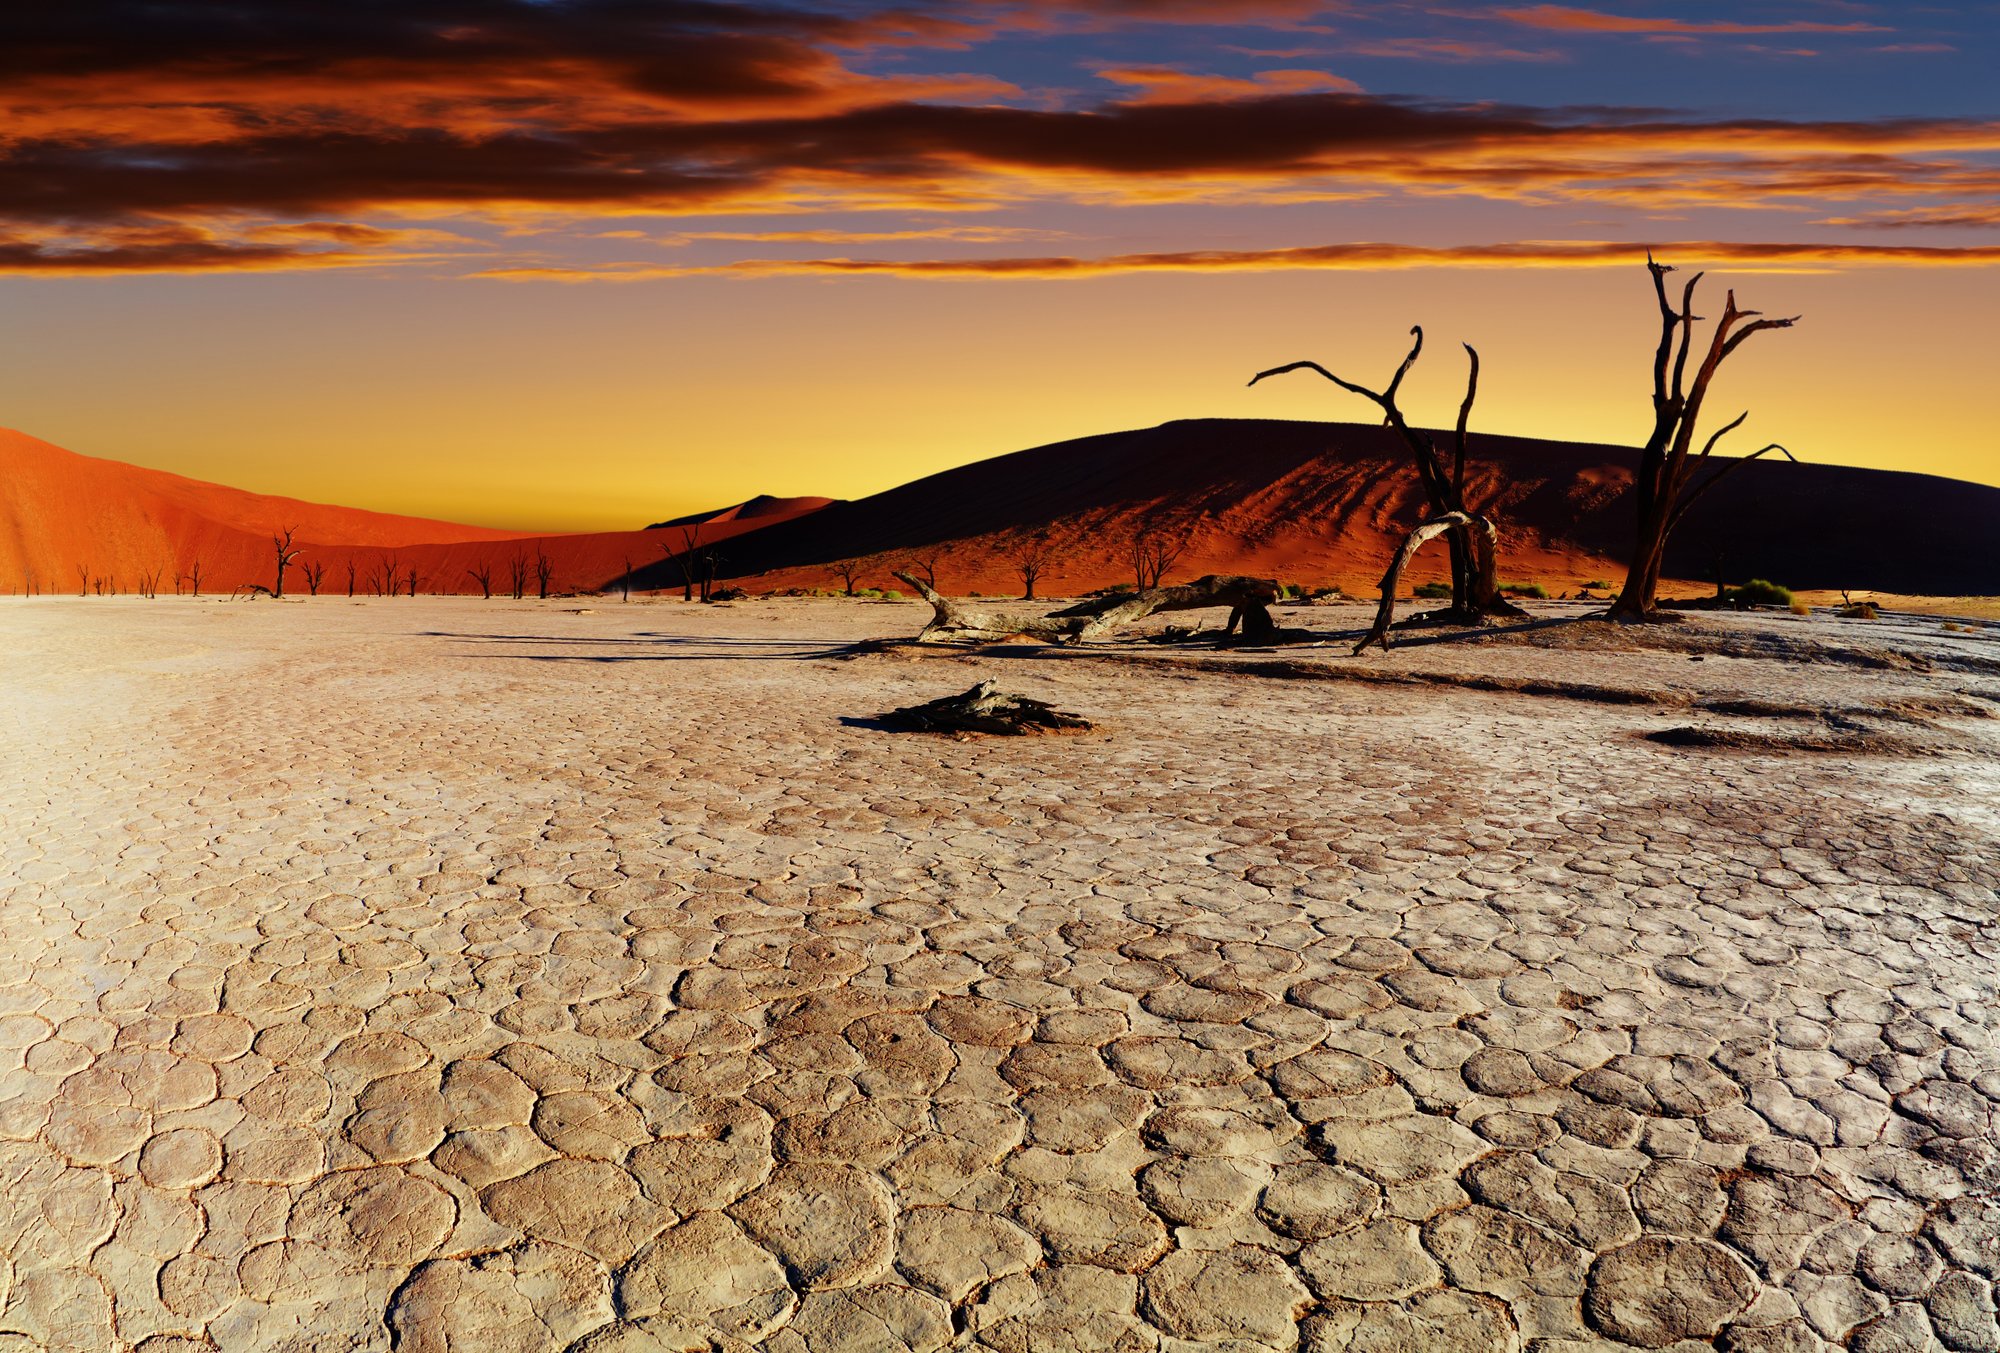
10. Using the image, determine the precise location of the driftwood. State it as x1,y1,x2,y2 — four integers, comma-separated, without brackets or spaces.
881,681,1092,736
1352,512,1504,656
894,572,1280,645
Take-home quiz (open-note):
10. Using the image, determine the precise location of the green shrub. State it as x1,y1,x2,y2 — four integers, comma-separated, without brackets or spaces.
1413,581,1453,599
1500,581,1550,599
1724,578,1793,607
1789,599,1812,616
854,587,884,600
1583,579,1612,590
880,589,903,601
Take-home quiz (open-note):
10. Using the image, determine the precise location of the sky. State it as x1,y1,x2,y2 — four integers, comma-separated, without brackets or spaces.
1,0,1996,530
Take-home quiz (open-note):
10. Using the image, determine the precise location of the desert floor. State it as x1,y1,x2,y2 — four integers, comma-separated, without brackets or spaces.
0,595,1996,1353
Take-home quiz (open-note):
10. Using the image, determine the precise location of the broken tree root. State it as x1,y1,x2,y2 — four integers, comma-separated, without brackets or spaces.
880,681,1094,736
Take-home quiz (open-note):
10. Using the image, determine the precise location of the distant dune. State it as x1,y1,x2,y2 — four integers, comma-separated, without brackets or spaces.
3,421,1995,598
0,429,825,596
647,494,837,531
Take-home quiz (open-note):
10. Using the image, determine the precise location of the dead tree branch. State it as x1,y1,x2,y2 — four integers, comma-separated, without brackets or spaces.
894,571,1279,645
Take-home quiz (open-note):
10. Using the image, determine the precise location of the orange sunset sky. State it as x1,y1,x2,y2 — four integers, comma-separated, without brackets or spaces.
2,1,1996,530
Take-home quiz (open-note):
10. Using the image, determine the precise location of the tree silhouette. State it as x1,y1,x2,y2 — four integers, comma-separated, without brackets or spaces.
508,552,528,601
272,526,302,598
1252,329,1520,638
1011,538,1055,601
1609,257,1799,622
300,559,327,596
1127,524,1191,591
467,560,495,599
829,559,864,597
534,549,554,600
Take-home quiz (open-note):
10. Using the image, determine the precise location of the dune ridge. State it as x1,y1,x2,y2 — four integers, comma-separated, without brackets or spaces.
4,420,1995,599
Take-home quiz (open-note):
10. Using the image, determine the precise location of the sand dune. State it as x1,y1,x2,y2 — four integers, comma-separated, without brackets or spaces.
721,419,2000,599
5,420,1995,599
0,429,825,597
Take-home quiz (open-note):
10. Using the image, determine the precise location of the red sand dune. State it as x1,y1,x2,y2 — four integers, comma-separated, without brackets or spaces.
4,421,1995,600
721,419,2000,599
0,429,828,597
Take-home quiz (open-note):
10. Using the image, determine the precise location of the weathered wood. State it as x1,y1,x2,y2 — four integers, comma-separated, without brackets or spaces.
1252,333,1518,623
1355,513,1471,654
881,680,1092,736
894,572,1280,645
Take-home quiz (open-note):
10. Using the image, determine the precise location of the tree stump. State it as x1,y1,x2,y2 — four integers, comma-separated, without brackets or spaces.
880,681,1093,736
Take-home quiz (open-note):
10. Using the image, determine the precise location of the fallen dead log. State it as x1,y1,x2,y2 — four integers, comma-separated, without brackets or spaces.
881,681,1092,736
893,571,1280,645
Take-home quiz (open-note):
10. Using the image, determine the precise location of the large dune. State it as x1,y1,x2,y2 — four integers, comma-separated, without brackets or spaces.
711,419,2000,599
5,420,1995,599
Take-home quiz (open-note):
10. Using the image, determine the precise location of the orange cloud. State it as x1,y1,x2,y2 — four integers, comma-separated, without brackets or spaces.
474,239,2000,282
1492,5,1889,36
1097,67,1363,103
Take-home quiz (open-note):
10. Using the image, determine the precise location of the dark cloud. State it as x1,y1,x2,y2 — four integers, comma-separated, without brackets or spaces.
3,2,1994,274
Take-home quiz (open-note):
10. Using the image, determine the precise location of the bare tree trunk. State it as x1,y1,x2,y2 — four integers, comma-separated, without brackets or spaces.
1252,332,1519,626
1608,258,1799,622
895,571,1278,645
1354,513,1501,653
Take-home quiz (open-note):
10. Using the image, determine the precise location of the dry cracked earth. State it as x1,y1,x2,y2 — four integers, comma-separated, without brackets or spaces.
0,595,1996,1353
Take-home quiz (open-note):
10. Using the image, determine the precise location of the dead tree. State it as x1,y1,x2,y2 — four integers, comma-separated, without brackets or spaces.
371,553,401,598
1252,330,1521,630
619,556,633,602
76,564,88,597
507,552,528,600
467,561,495,599
405,565,422,598
1608,257,1799,621
829,559,865,597
300,560,327,597
904,546,951,591
533,550,554,600
180,559,204,597
1128,524,1191,591
137,567,163,599
667,525,707,601
896,570,1277,644
1010,538,1055,601
345,559,356,598
272,527,302,598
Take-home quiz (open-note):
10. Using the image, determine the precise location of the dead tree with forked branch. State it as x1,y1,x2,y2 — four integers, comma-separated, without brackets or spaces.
1251,328,1523,651
467,561,494,599
1128,523,1192,592
370,553,401,598
533,550,554,600
1010,537,1056,601
829,558,865,597
1609,257,1799,622
666,525,712,602
300,560,327,597
903,545,951,592
272,527,302,598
